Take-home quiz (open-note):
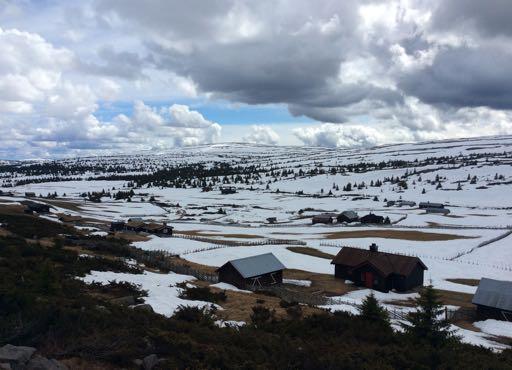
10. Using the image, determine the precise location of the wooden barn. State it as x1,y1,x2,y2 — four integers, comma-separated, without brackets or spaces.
142,222,174,236
419,202,444,209
23,202,50,214
312,213,336,225
472,278,512,321
331,244,427,292
216,253,285,290
425,207,450,215
359,213,385,224
337,210,358,223
220,186,237,195
110,220,126,232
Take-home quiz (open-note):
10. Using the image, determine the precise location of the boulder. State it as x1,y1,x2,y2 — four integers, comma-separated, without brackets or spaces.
0,345,36,366
26,355,68,370
133,304,154,313
142,354,159,370
110,295,136,306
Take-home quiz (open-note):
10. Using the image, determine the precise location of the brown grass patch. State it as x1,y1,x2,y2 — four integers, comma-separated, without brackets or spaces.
42,198,84,212
284,269,356,297
435,289,474,308
323,229,476,241
446,278,480,287
287,246,335,260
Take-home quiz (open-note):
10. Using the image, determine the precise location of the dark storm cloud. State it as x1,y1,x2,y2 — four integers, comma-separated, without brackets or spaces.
431,0,512,37
93,0,400,122
398,46,512,110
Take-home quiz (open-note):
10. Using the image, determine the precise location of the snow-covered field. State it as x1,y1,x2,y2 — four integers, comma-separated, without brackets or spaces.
2,135,512,349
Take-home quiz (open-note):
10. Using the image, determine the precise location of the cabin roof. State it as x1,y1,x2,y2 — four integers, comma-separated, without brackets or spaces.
217,253,286,278
472,278,512,312
331,246,427,277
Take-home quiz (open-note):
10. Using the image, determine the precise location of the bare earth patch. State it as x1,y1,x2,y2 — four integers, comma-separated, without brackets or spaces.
323,229,477,241
176,230,263,239
287,246,335,260
446,278,480,287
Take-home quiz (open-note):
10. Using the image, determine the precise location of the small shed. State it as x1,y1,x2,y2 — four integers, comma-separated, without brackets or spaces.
419,202,444,209
58,214,82,223
312,213,336,225
110,220,126,232
425,208,450,215
25,192,36,198
220,186,237,195
360,213,385,224
216,253,285,290
331,244,427,292
397,200,416,207
24,202,50,214
472,278,512,321
125,220,145,232
143,222,174,236
337,211,359,223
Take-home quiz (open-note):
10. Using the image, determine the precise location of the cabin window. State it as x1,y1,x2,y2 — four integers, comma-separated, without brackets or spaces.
361,273,365,281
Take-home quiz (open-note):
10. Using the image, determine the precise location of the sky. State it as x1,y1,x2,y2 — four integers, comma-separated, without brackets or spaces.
1,0,512,158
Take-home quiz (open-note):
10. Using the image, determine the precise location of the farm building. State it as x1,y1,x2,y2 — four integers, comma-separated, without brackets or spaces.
125,220,145,232
25,192,36,198
23,202,50,214
337,211,359,223
425,208,450,215
110,220,126,232
216,253,285,290
397,200,416,207
331,244,427,292
220,186,237,194
312,213,336,225
359,213,386,224
142,222,174,236
472,278,512,321
58,214,82,223
419,202,444,209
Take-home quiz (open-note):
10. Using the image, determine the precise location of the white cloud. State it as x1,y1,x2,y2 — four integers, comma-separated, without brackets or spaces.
243,125,280,145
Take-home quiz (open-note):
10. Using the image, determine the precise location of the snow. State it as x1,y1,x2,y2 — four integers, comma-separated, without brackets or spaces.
211,282,253,293
283,279,312,287
474,320,512,339
81,270,216,317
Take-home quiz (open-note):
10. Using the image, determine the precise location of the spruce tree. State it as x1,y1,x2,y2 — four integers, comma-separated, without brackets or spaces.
403,285,455,346
359,292,390,327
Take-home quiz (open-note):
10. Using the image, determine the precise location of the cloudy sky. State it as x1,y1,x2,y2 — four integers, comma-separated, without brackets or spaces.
1,0,511,158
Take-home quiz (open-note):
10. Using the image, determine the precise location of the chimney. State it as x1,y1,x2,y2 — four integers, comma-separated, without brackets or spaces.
369,243,378,252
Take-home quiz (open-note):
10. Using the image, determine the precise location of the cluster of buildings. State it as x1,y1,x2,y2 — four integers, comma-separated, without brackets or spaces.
110,219,174,236
312,211,388,225
216,245,511,322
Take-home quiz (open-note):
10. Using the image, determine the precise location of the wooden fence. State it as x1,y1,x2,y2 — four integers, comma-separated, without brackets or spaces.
173,233,306,247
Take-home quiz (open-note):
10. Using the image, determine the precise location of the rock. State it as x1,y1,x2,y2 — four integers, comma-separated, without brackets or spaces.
133,304,154,313
0,344,36,366
110,295,136,306
142,354,159,370
26,355,68,370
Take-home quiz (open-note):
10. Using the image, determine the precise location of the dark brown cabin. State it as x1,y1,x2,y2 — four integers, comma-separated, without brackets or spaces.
331,244,427,292
216,253,285,290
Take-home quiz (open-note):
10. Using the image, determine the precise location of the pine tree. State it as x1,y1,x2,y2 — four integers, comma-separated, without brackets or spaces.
403,285,455,346
359,292,389,327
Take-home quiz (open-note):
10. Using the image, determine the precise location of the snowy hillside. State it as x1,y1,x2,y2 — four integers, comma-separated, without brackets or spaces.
2,135,512,349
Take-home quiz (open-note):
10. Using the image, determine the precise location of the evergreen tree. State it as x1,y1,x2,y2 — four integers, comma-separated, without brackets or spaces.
403,285,455,346
359,292,390,327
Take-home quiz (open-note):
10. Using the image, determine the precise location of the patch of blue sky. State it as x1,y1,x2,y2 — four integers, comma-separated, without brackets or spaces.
95,100,316,125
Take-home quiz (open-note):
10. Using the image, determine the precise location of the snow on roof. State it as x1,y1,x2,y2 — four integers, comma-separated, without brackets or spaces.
472,278,512,312
220,253,286,278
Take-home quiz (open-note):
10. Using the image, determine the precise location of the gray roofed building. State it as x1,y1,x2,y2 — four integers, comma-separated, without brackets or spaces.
216,253,286,289
228,253,285,278
419,202,444,209
472,278,512,321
